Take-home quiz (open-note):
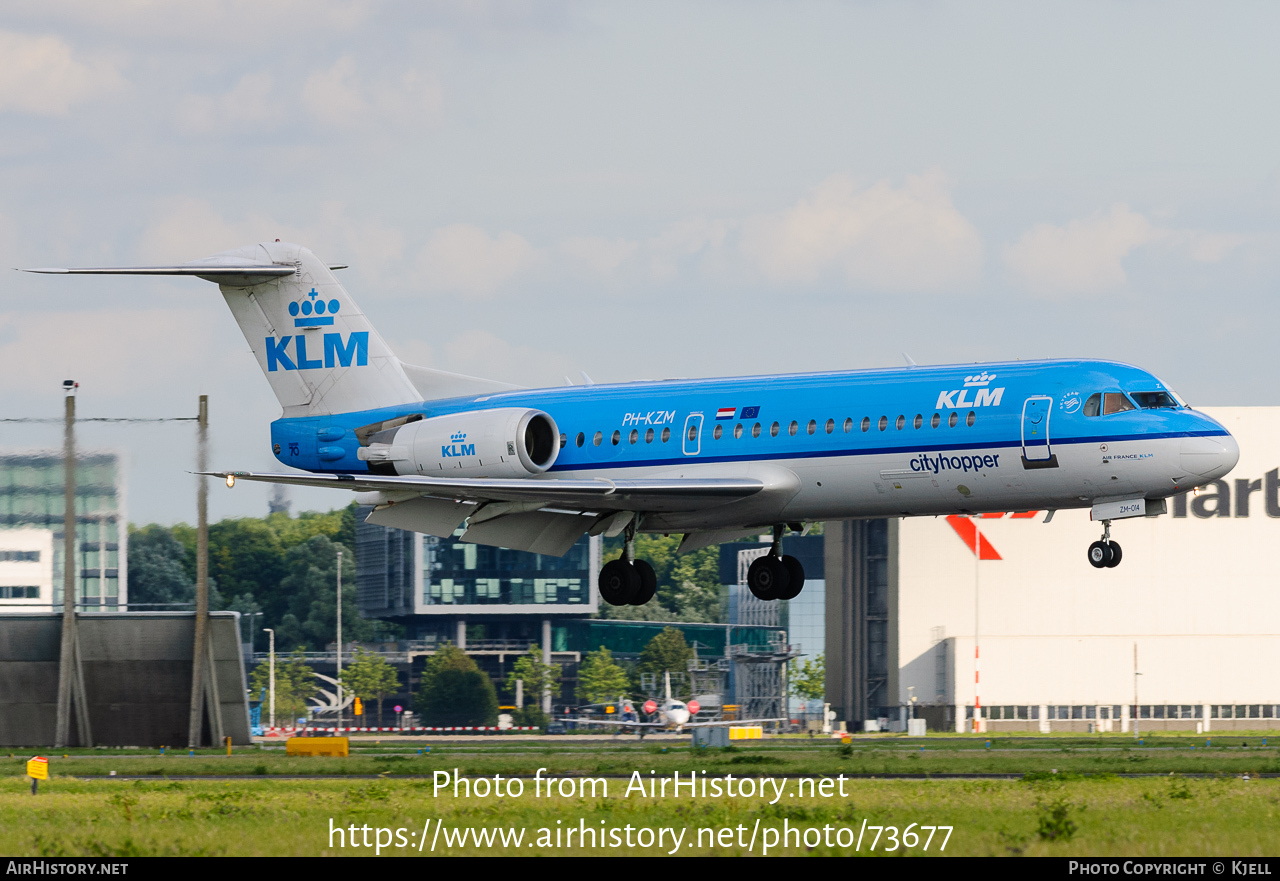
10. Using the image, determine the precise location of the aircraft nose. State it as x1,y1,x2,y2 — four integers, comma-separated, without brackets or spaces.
1180,426,1239,482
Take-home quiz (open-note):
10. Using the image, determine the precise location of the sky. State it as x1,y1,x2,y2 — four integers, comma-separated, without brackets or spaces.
2,1,1280,525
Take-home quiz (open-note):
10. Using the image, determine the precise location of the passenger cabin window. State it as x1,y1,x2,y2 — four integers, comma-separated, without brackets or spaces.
843,417,853,433
1132,391,1179,409
559,433,567,448
931,413,940,428
752,422,762,438
788,421,798,437
861,417,871,432
878,416,888,431
807,420,817,435
771,422,781,438
712,424,722,440
629,429,638,444
1103,393,1137,415
645,428,654,443
576,432,585,448
593,431,603,446
1083,394,1101,417
611,430,621,445
826,419,835,434
661,427,671,443
966,410,976,427
733,423,743,439
895,415,905,430
913,414,922,429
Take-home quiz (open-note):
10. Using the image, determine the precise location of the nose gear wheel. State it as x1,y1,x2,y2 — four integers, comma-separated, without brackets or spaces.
1087,519,1123,568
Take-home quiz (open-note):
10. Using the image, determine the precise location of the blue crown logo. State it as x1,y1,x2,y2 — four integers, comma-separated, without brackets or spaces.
288,288,341,327
451,431,467,442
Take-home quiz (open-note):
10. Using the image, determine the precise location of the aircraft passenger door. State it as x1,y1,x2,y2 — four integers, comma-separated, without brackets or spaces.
1020,396,1058,468
682,413,703,456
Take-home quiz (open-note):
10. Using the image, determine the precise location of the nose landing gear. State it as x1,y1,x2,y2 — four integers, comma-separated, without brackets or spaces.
1087,520,1123,569
745,525,806,601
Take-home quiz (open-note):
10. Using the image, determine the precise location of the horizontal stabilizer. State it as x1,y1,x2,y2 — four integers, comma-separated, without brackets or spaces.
23,261,297,288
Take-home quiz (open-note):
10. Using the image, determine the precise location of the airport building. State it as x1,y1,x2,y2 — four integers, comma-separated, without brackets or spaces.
0,452,127,614
828,407,1280,732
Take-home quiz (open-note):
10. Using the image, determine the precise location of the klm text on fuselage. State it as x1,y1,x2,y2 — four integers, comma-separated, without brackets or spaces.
935,387,1004,409
266,332,369,371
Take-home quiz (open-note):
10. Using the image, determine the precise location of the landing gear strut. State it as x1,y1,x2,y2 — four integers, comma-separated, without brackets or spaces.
745,525,806,601
598,519,657,606
1087,519,1123,569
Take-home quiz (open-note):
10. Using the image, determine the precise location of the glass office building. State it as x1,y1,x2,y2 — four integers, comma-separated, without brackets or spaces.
355,506,599,641
0,452,127,613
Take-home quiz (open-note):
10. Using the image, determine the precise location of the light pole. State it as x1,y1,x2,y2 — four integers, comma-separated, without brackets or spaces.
973,517,982,735
264,628,275,730
54,379,79,748
335,549,343,733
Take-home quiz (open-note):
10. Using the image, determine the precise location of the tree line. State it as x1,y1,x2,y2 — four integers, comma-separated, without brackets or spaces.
249,625,708,728
128,502,401,651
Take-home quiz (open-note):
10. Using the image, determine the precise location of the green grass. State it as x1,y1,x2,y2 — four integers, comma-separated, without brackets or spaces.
3,736,1279,856
3,775,1278,856
8,735,1279,780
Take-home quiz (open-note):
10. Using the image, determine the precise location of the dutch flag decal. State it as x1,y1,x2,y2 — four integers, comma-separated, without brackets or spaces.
716,407,736,420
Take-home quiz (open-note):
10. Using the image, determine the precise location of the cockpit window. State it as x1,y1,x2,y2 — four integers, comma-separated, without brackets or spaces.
1102,392,1137,415
1131,391,1179,409
1083,393,1101,417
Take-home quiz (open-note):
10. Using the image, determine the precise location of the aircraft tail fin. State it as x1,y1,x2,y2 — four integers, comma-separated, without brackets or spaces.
25,241,521,416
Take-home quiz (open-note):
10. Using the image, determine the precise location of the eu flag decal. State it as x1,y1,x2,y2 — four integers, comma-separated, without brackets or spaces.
740,405,760,419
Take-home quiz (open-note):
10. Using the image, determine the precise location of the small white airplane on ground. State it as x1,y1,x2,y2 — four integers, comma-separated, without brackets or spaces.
571,672,783,735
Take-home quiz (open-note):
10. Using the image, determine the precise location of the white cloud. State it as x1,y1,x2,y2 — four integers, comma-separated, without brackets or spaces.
0,307,229,398
176,72,279,134
388,329,579,389
1003,203,1159,297
646,218,730,281
302,55,442,129
1182,231,1252,264
739,171,984,292
416,224,539,296
558,236,639,277
136,198,404,272
0,30,124,115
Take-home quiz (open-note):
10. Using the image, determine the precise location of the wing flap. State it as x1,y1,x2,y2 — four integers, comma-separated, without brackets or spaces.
461,509,600,555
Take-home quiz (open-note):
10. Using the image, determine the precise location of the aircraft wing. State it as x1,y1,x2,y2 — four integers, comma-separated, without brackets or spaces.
203,470,763,513
566,718,667,728
681,718,786,728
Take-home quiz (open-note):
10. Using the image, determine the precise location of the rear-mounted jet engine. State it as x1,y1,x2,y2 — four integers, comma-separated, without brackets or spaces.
357,408,559,478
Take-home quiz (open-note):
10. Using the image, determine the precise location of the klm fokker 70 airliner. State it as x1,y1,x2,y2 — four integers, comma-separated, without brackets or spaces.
27,242,1239,606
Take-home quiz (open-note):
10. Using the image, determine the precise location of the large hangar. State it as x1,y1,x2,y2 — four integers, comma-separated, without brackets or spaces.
893,406,1280,732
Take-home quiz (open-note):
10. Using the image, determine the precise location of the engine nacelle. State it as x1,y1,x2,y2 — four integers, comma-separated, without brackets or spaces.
357,408,560,478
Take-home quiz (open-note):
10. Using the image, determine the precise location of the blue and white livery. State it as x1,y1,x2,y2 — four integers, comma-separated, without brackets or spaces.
27,242,1239,605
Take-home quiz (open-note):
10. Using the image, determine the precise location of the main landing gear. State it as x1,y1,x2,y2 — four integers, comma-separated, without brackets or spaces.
598,522,809,606
1087,519,1123,569
598,521,657,606
745,525,805,602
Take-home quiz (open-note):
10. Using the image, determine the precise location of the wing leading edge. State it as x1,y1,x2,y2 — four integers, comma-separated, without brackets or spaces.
203,470,763,510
